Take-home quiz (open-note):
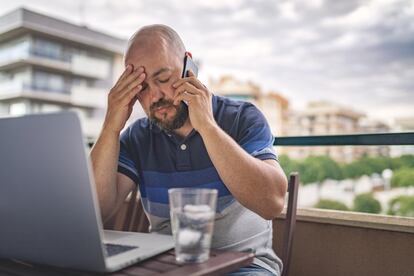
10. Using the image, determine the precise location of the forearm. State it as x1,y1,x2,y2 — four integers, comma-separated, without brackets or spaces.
89,128,120,218
199,124,287,220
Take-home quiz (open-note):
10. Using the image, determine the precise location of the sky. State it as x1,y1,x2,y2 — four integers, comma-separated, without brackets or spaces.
1,0,413,124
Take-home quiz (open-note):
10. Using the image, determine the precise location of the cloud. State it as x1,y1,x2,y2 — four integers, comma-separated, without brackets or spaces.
0,0,413,123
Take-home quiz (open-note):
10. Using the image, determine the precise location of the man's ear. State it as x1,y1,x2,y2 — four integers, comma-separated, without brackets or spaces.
185,51,193,59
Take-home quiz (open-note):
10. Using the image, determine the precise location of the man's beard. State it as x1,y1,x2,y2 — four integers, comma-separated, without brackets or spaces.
149,99,189,131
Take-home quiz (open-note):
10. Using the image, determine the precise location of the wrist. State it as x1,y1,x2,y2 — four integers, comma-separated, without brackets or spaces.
101,123,121,137
198,119,220,137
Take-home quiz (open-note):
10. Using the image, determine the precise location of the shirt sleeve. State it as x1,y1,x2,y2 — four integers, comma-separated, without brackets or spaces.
117,127,140,185
236,103,278,161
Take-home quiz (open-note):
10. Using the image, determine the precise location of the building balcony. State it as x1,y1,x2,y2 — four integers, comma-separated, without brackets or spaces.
0,80,106,109
0,52,110,80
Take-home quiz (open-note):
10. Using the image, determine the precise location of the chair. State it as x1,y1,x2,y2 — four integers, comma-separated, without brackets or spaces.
280,172,299,276
103,188,149,233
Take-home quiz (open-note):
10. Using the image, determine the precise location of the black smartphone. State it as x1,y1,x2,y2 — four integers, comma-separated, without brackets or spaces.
181,54,199,78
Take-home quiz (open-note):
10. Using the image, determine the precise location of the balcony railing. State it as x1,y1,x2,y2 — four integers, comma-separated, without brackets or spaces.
0,80,70,95
273,132,414,146
272,131,414,276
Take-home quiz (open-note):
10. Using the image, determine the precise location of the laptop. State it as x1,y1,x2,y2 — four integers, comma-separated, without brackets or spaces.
0,112,174,272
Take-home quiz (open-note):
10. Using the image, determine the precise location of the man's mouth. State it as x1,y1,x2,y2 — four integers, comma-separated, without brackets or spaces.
154,105,172,114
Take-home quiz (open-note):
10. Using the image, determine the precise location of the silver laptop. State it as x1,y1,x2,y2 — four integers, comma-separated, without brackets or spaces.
0,111,174,272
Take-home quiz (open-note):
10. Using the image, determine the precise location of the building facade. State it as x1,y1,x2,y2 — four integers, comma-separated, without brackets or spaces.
209,75,289,137
286,101,365,163
0,8,129,139
391,116,414,157
358,118,391,158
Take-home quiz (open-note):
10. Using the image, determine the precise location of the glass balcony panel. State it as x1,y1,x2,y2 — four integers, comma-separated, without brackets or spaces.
70,85,107,108
0,40,30,63
71,55,110,79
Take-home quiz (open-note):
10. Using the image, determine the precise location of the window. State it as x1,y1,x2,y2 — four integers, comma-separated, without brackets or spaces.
33,71,67,94
0,38,30,62
32,38,63,61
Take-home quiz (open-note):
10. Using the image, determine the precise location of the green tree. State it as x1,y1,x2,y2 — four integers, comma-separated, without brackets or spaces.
341,161,368,179
391,168,414,188
390,154,414,170
341,156,393,179
300,156,342,184
387,195,414,217
279,154,414,185
353,193,382,214
314,199,349,211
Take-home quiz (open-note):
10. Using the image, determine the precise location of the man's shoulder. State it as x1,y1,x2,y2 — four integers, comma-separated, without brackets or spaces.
214,94,254,110
213,95,263,124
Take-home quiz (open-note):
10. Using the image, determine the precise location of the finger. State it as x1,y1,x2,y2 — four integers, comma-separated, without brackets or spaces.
117,67,145,91
174,82,200,98
174,84,198,106
174,90,197,106
187,70,195,77
121,85,143,105
117,72,146,99
114,64,134,87
172,72,205,91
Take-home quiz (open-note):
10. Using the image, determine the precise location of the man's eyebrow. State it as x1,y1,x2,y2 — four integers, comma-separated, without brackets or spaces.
150,68,171,79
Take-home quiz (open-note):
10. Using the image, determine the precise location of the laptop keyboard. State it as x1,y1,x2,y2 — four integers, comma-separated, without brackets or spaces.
104,243,139,257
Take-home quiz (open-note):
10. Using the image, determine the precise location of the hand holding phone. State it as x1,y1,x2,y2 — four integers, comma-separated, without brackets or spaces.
173,52,215,132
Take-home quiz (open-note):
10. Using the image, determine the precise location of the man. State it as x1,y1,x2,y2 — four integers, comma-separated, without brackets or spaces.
90,24,287,276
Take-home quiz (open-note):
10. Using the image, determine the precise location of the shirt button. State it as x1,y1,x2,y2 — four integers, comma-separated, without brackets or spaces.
180,144,187,150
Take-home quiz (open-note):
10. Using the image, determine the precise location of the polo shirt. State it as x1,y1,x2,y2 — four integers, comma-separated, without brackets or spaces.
118,95,282,275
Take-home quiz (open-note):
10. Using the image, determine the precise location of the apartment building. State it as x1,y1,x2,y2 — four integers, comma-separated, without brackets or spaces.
209,75,289,137
0,8,128,139
287,101,365,163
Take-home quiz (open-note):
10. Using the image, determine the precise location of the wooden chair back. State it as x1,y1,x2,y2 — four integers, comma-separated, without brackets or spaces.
103,188,149,233
281,172,299,276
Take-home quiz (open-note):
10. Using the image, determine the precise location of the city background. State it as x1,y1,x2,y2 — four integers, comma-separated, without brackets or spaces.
0,2,413,218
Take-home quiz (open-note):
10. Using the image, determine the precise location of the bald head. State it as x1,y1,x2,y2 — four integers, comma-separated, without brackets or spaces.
124,24,186,65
